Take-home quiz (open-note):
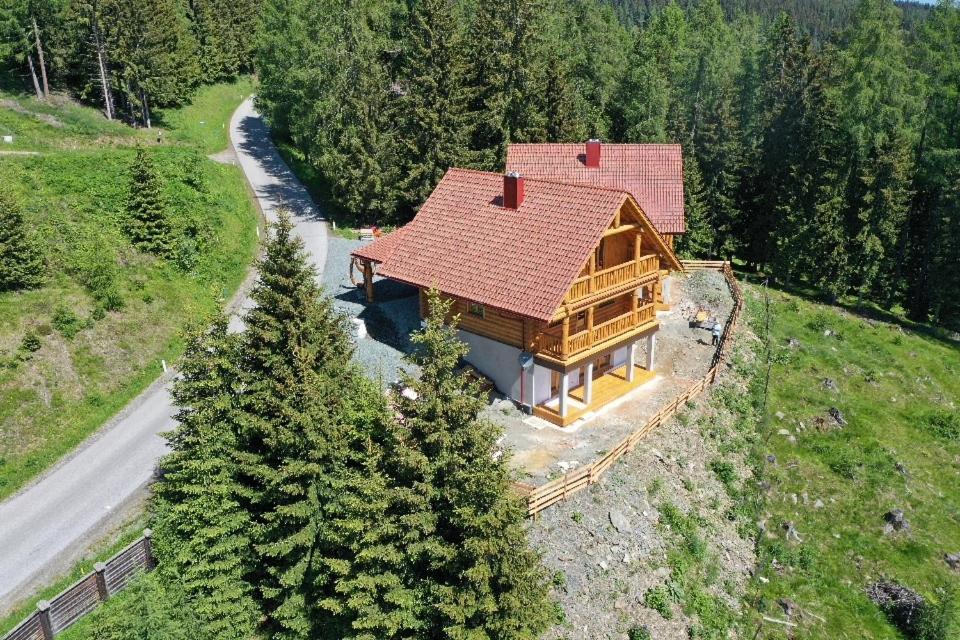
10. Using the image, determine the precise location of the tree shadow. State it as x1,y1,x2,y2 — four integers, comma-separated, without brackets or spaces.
333,278,420,354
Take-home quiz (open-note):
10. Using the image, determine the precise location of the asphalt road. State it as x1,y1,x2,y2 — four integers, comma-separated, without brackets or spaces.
0,98,327,613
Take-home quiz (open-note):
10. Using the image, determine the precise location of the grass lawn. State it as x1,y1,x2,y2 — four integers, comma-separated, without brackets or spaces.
744,281,960,638
0,80,258,500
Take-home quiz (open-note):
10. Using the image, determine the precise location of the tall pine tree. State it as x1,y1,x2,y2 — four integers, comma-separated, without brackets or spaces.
126,146,173,256
386,290,553,639
151,315,260,640
0,190,44,292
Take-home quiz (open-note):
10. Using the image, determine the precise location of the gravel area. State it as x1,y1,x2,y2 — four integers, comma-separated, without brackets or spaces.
322,236,420,385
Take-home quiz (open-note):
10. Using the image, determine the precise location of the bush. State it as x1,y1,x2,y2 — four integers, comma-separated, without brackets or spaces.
710,460,738,496
644,585,673,619
628,625,652,640
920,411,960,441
20,331,41,353
52,305,83,339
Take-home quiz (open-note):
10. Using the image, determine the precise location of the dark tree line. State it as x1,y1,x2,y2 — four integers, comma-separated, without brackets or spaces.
257,0,960,329
0,0,258,125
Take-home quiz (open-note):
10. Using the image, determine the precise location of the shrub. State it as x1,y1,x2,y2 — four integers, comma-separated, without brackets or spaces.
920,411,960,441
644,586,673,619
710,460,738,495
628,625,652,640
807,313,829,332
52,305,83,339
20,331,41,353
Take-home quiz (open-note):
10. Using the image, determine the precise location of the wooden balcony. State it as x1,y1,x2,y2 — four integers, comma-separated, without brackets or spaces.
565,254,659,304
535,302,657,361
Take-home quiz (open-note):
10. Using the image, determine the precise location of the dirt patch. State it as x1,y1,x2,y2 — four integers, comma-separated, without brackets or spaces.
0,98,63,128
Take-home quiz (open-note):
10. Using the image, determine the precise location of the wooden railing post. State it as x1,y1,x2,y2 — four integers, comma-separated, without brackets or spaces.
143,530,155,570
37,601,53,640
586,307,594,346
561,318,569,357
94,562,109,602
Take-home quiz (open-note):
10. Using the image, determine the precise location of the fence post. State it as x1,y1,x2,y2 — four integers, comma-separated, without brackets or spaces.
142,530,155,570
94,562,109,602
37,601,53,640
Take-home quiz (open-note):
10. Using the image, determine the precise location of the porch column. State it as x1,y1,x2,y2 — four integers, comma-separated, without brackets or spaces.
627,343,636,382
584,362,594,405
527,365,537,412
558,371,569,418
646,333,656,370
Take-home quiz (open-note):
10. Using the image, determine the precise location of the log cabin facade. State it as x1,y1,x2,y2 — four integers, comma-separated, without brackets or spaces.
352,160,685,427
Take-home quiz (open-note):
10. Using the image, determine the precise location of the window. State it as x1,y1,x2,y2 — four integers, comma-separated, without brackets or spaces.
468,303,485,318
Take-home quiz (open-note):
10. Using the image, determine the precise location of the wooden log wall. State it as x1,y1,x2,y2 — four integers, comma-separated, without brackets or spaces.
518,262,744,517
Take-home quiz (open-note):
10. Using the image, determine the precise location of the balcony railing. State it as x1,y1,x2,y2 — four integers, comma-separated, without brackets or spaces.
566,254,659,303
536,303,657,360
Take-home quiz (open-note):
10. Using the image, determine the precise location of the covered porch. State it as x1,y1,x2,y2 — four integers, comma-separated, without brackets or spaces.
531,333,657,428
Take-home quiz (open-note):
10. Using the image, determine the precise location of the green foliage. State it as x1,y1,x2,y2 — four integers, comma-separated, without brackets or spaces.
19,330,40,353
52,304,84,338
0,190,44,292
628,625,652,640
126,146,173,256
709,459,738,496
86,572,203,640
644,585,673,619
151,315,259,639
919,411,960,442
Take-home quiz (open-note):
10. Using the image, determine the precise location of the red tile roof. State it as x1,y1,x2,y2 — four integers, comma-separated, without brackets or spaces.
352,168,680,322
506,143,686,234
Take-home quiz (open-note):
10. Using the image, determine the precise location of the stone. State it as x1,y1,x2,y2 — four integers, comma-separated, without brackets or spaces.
775,411,786,420
945,553,960,571
778,598,797,618
787,435,797,444
895,462,908,476
813,499,825,509
609,510,633,534
783,521,803,542
623,553,631,564
766,454,777,464
823,378,838,392
777,429,791,436
598,561,608,571
883,509,910,534
829,407,847,426
824,329,833,336
867,580,927,638
788,338,800,348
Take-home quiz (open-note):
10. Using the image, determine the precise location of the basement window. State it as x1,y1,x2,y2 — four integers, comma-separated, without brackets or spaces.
468,303,485,318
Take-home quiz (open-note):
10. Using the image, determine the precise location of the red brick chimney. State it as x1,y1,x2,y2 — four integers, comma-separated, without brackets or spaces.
504,171,525,209
586,139,601,168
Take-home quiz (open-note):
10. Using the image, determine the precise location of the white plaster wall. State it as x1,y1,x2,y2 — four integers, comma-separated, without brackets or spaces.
458,329,522,401
532,365,552,406
612,345,628,367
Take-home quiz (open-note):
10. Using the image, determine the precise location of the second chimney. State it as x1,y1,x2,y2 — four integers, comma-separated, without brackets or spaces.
504,171,525,209
586,139,601,168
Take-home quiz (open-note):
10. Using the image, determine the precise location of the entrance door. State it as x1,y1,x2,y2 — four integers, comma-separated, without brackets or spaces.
595,353,612,377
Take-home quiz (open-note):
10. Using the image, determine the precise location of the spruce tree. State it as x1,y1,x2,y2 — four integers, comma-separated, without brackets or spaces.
387,291,552,639
152,315,259,640
396,0,470,212
0,190,44,292
237,212,405,640
126,146,173,256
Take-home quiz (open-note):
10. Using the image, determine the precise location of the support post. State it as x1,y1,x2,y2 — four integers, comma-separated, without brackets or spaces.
561,317,570,357
37,601,53,640
143,529,155,570
94,562,109,601
646,333,656,371
587,307,594,346
527,366,536,413
559,372,569,418
363,261,374,302
627,343,636,382
584,362,594,406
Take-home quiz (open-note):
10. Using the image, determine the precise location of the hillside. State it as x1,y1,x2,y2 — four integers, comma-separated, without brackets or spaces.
746,281,960,638
0,81,258,500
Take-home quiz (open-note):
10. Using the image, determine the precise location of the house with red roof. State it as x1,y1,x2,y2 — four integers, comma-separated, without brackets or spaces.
506,140,686,246
351,157,685,427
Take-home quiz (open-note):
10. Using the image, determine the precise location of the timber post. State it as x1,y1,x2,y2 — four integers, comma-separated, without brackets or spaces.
37,601,53,640
94,562,109,601
363,260,374,302
143,529,155,570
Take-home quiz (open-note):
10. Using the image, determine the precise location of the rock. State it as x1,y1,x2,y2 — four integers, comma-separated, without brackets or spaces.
883,509,910,534
823,378,838,392
787,435,797,444
783,521,803,542
829,407,847,426
867,580,927,638
895,462,909,476
801,492,809,505
609,510,633,534
766,454,777,464
788,338,800,348
775,411,786,420
777,429,791,436
813,499,825,509
598,561,608,571
944,553,960,571
623,552,631,564
778,598,797,618
824,329,833,336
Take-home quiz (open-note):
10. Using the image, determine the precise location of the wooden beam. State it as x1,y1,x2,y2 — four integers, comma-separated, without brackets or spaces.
363,260,374,302
602,223,638,238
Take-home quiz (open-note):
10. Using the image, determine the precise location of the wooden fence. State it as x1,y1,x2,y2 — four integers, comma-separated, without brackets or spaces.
519,261,744,517
3,532,155,640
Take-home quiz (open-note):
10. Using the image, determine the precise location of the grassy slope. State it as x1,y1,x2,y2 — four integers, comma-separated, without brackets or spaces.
0,81,257,500
746,282,960,638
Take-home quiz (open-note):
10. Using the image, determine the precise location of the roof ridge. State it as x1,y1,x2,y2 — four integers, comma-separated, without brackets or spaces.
444,166,634,198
